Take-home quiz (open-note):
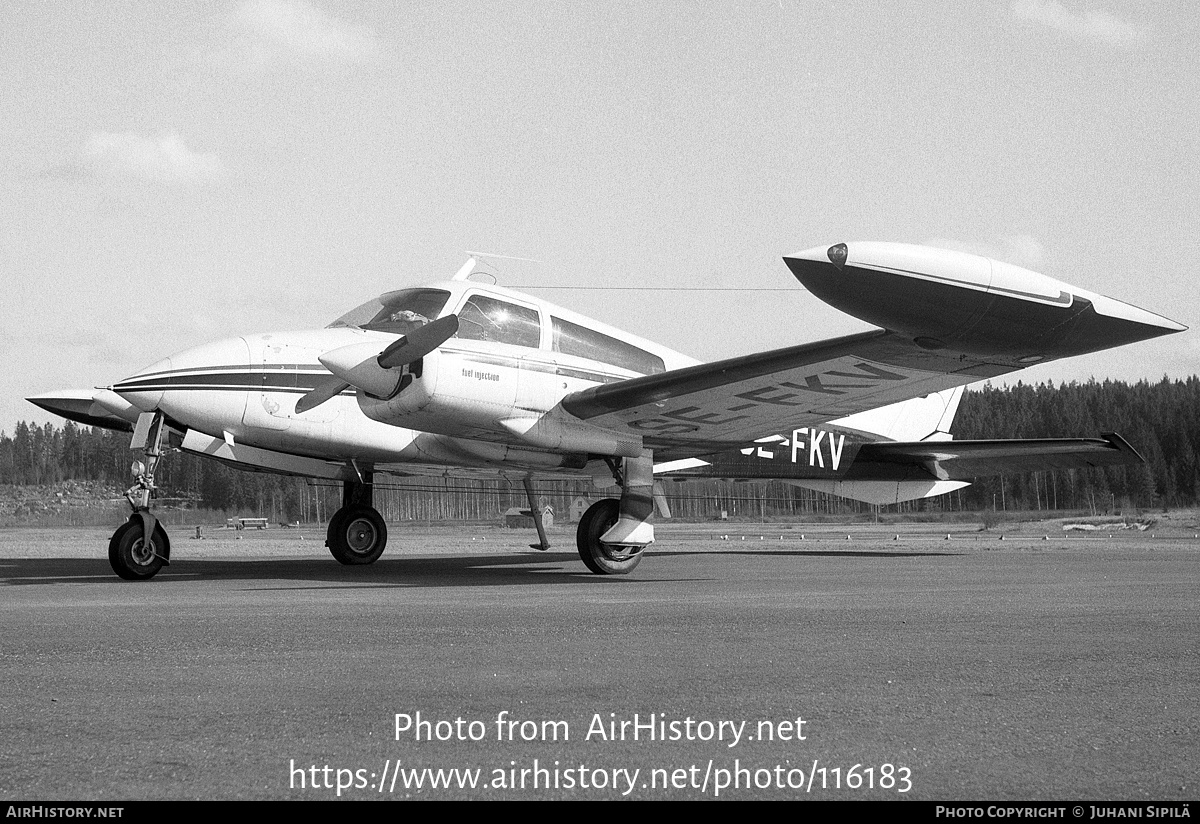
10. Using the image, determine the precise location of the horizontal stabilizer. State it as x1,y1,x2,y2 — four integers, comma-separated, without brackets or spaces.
855,432,1143,481
657,432,1142,500
722,434,1140,506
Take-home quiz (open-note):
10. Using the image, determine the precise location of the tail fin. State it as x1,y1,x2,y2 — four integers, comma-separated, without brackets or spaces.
925,385,963,442
831,386,963,443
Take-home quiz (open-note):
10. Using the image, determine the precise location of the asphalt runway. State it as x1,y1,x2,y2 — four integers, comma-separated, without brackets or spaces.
1,526,1196,800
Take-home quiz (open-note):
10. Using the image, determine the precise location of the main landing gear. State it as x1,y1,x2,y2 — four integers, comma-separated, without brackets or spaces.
574,452,657,575
109,412,172,580
326,474,388,565
576,498,642,574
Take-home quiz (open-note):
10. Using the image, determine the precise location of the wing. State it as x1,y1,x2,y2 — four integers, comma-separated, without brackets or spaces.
561,242,1184,459
563,329,1013,457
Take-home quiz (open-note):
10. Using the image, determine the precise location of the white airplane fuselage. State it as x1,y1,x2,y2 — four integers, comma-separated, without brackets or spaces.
110,278,697,477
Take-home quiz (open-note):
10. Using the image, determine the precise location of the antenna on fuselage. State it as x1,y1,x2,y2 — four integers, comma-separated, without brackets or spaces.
461,251,543,285
450,255,498,285
451,257,478,281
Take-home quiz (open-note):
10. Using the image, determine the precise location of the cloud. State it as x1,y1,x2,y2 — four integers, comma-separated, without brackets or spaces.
1011,1,1149,50
228,0,380,67
922,235,1047,270
45,132,224,184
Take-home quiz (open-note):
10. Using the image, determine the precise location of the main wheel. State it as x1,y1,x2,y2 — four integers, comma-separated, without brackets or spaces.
327,505,388,565
108,518,170,581
576,499,644,575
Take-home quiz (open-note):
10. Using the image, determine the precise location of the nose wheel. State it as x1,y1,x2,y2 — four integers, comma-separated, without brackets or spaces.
109,517,171,580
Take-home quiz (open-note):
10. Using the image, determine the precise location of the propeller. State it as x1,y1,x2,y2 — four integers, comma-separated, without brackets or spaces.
295,378,348,414
295,314,459,414
377,314,459,368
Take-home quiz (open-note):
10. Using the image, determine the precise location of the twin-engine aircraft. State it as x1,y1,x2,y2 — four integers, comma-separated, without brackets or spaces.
30,242,1185,580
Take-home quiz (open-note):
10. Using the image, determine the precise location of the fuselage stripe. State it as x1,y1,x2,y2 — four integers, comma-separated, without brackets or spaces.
116,360,629,393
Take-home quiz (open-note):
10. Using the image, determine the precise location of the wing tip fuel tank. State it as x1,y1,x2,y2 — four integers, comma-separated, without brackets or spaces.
784,242,1185,361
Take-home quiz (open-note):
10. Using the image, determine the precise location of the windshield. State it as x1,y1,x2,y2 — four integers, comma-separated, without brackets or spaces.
328,289,451,335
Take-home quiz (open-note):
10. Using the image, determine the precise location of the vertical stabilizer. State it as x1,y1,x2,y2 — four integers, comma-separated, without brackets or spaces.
926,385,963,442
831,386,964,443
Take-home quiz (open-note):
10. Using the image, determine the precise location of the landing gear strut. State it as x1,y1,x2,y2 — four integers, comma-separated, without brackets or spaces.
523,476,551,551
326,473,388,565
109,411,171,580
575,452,655,575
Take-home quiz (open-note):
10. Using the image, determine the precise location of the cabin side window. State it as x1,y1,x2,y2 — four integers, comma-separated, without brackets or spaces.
551,316,665,375
456,295,542,349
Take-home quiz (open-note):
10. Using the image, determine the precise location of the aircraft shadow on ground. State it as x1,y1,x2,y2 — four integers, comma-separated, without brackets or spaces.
0,546,959,589
654,548,963,559
0,554,699,589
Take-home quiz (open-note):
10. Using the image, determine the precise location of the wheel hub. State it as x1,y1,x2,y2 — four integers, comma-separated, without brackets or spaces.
130,536,155,566
600,542,642,561
346,519,377,554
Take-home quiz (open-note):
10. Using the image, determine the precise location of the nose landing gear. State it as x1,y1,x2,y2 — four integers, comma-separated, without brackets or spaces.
108,517,171,580
109,412,172,581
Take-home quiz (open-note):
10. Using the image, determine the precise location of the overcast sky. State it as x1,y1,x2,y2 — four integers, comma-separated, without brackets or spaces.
3,1,1198,433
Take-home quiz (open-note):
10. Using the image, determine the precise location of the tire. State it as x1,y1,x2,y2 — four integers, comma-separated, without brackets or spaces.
576,499,644,575
327,505,388,565
108,518,169,581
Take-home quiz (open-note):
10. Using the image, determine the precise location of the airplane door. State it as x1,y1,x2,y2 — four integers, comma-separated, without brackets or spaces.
276,344,341,424
242,336,290,432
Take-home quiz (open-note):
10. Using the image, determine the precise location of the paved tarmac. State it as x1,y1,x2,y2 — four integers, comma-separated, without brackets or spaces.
1,529,1196,800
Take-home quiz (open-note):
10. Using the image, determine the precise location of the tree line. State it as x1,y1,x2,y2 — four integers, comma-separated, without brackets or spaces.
950,376,1199,513
2,376,1197,520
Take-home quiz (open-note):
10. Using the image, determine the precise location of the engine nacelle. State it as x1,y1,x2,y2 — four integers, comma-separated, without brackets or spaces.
355,348,642,457
357,349,447,423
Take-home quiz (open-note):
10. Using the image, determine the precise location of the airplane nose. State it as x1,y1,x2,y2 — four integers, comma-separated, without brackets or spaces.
112,355,173,412
112,337,252,419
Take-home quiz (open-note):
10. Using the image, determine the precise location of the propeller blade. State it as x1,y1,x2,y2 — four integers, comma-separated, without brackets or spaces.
295,378,350,414
377,314,459,369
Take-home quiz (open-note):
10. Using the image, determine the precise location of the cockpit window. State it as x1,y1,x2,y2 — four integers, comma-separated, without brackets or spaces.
455,294,542,349
328,289,451,335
